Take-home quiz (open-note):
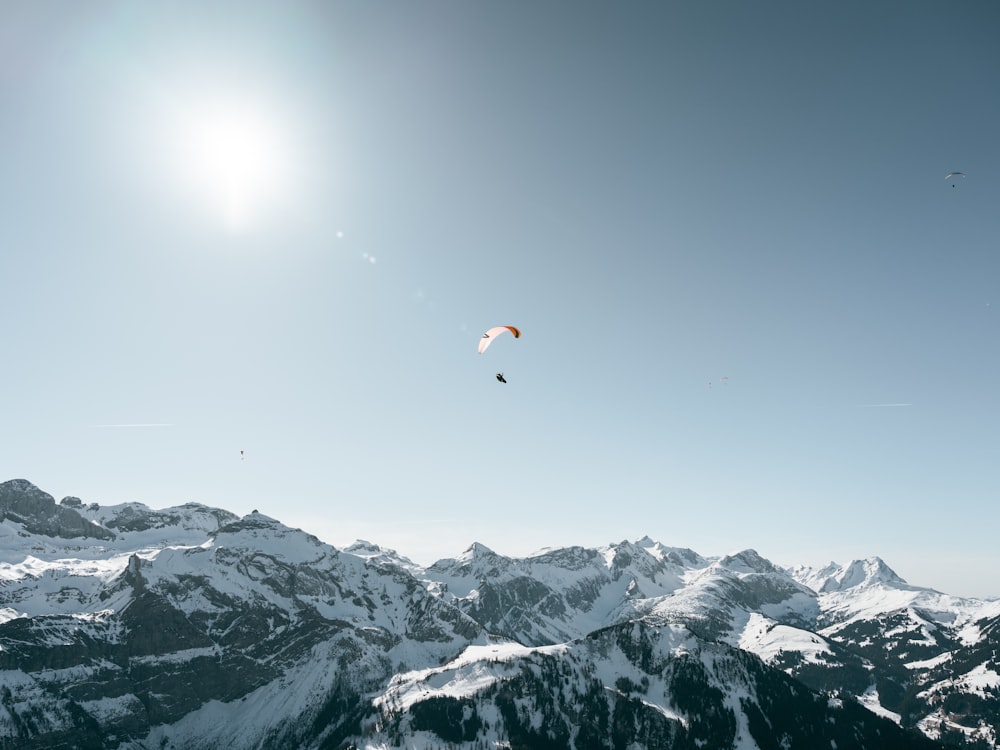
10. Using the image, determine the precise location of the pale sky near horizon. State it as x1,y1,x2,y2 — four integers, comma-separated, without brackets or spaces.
3,1,999,597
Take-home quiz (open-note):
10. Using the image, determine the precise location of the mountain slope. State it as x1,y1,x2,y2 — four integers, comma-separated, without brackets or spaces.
1,479,996,749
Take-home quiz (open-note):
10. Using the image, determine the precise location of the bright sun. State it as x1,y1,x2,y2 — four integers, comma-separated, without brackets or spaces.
166,97,292,232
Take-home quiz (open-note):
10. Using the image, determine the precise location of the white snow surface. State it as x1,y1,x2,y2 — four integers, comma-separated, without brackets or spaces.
858,685,902,723
377,640,569,712
737,612,832,664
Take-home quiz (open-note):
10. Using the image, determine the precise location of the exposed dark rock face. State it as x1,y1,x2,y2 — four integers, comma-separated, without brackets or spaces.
0,479,115,541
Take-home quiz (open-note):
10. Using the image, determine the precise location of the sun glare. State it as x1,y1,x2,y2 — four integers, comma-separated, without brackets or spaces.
165,97,293,232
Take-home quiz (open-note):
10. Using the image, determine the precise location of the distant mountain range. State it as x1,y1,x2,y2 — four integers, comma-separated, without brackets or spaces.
1,478,997,749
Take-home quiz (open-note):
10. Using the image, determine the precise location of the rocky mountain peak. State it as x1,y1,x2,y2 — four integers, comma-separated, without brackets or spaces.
793,556,907,594
635,537,704,566
0,478,115,541
715,549,779,576
346,539,382,555
605,538,667,581
459,541,497,561
827,556,905,591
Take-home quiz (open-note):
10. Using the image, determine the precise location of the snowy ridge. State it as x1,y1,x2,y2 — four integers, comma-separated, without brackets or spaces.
1,479,997,749
792,556,906,593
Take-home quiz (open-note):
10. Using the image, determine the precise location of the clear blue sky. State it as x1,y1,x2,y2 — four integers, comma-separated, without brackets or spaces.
3,1,999,596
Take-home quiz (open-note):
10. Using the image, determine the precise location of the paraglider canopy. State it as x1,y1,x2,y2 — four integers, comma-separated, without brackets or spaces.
478,325,521,354
946,171,966,187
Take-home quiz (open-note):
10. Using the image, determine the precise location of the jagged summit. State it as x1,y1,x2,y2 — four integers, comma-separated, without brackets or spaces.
344,539,422,572
345,539,382,555
600,538,673,582
0,478,46,497
0,478,115,541
829,556,905,590
233,509,282,526
458,541,498,561
715,548,781,576
791,556,908,594
428,541,509,577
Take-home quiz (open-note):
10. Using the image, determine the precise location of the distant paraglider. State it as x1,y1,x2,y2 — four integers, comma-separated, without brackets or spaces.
479,325,521,383
946,171,966,187
478,326,521,354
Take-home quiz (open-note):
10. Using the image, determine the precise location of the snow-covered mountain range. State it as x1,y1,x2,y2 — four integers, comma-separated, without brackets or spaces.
1,478,997,749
